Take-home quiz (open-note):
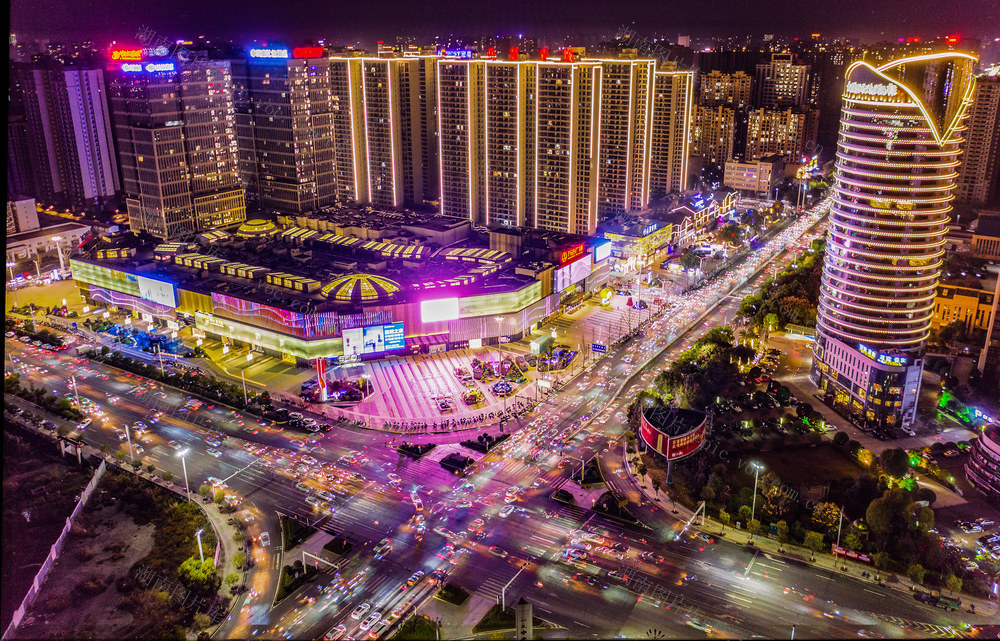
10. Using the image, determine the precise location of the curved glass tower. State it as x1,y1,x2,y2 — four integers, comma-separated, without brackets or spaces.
812,52,977,428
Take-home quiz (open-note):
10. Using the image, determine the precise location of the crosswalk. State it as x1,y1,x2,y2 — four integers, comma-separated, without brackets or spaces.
872,614,976,638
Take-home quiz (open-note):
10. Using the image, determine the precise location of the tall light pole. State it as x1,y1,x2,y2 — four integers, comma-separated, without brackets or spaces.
124,422,134,462
496,316,506,416
177,448,191,502
195,528,205,563
52,236,66,276
749,461,764,542
70,374,80,408
31,257,41,280
835,506,845,569
5,261,18,309
241,352,253,406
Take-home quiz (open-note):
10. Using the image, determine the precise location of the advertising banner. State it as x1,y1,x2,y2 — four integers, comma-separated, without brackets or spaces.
363,325,386,354
342,328,364,356
136,275,177,307
384,322,405,351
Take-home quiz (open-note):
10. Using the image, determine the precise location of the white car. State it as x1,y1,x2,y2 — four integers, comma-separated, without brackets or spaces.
359,612,382,631
206,448,222,458
77,418,92,430
259,531,270,547
351,603,372,620
499,504,516,518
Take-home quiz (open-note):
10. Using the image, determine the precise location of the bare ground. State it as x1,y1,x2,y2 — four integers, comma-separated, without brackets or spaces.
15,501,156,640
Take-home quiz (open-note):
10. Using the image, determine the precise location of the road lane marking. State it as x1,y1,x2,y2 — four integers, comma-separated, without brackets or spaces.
725,592,753,604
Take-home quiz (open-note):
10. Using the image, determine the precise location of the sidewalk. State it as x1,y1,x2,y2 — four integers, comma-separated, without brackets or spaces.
417,592,496,640
619,446,999,619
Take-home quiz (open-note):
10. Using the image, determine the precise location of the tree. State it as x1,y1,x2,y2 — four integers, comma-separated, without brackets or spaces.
636,463,647,481
804,531,825,561
162,471,173,483
178,556,219,594
776,520,789,552
680,249,701,272
748,519,761,538
944,574,962,594
146,464,156,474
842,533,862,552
833,431,849,448
57,424,71,437
879,448,910,478
907,563,926,585
718,510,731,533
225,572,240,587
872,551,890,572
865,498,893,535
651,478,661,497
232,552,247,570
193,613,211,630
131,460,142,472
199,485,211,498
737,505,752,526
810,502,840,535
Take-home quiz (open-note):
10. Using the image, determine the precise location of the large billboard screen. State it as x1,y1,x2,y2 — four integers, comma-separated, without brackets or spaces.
593,241,612,263
362,325,386,354
136,275,177,307
384,322,405,351
421,298,460,323
554,254,592,291
342,328,364,356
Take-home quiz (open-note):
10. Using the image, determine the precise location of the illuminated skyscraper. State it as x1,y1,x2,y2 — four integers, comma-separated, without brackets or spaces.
811,52,977,428
233,48,340,213
15,62,120,211
437,51,692,234
955,68,1000,205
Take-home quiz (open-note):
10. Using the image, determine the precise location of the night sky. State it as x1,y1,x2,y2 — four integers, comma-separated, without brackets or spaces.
10,0,998,45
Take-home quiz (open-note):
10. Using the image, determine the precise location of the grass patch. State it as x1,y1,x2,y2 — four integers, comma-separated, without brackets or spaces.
323,535,353,556
389,615,440,640
434,582,470,606
280,514,316,550
471,603,543,633
759,443,863,487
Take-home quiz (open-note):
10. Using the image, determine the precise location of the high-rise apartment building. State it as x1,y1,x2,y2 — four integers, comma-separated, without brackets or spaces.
14,62,120,211
745,106,819,160
437,51,692,235
650,69,695,198
111,59,246,240
699,70,752,109
811,52,977,428
754,53,811,108
691,105,736,166
956,69,1000,205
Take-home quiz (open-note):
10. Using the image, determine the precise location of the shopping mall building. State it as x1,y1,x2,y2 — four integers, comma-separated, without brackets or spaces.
69,208,614,366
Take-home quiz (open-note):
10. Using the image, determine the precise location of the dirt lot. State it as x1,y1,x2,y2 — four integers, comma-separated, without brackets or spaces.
16,468,221,640
1,426,94,632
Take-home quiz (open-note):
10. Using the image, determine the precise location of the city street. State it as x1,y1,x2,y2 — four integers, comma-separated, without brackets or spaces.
4,199,993,640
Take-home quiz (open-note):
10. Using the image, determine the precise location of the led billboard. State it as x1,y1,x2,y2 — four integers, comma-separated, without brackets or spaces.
137,275,177,307
342,328,364,356
421,298,460,323
384,323,405,351
593,241,612,263
363,325,386,354
554,254,592,291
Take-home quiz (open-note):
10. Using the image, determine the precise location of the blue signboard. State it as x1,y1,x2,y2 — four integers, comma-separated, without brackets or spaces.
592,343,607,354
384,322,405,351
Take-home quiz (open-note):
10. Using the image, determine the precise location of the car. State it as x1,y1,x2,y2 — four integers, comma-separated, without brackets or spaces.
410,491,423,511
206,476,226,488
77,418,92,430
488,546,508,558
390,600,411,619
324,624,348,640
499,504,516,518
295,482,312,493
368,619,391,638
317,490,337,502
306,496,323,508
206,439,222,448
822,610,843,619
902,428,916,437
259,531,270,547
359,612,382,631
639,551,664,564
240,509,254,522
696,533,716,544
351,603,372,620
168,439,182,449
406,570,425,586
206,448,222,458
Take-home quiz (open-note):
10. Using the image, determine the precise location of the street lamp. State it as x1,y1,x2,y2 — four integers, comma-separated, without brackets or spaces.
241,352,253,405
7,261,19,309
52,236,66,276
195,528,205,563
749,461,764,542
124,422,134,463
177,448,191,502
495,316,507,416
